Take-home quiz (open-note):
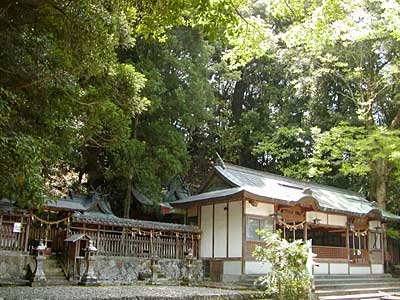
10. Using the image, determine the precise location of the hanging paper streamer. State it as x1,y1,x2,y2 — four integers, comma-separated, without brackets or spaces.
278,220,306,230
31,214,70,226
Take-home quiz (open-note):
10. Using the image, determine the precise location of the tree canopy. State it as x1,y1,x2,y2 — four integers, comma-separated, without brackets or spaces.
2,0,400,217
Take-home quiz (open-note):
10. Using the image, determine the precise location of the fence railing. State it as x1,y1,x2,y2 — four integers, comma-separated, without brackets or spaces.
0,221,28,252
0,215,199,258
312,245,348,259
70,228,199,259
29,227,67,253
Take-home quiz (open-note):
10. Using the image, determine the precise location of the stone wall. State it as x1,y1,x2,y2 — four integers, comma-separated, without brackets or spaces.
0,251,33,281
90,256,203,284
0,251,203,285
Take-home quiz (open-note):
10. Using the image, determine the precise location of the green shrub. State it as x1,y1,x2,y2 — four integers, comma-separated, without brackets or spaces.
253,230,311,300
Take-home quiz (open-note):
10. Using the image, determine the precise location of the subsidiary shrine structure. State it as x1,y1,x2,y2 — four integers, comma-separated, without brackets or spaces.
171,160,400,282
0,192,200,284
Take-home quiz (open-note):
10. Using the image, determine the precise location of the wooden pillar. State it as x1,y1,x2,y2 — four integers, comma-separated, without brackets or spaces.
191,234,194,253
304,223,308,241
150,230,153,256
24,215,30,252
212,203,215,258
121,227,126,255
226,201,229,258
241,198,246,276
66,214,71,236
383,223,389,271
175,232,179,259
381,226,385,263
346,228,350,260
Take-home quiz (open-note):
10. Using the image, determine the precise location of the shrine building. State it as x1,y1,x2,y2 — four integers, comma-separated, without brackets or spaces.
171,160,400,282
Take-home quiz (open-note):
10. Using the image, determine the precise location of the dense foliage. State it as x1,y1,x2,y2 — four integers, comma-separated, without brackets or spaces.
253,230,311,300
2,0,400,217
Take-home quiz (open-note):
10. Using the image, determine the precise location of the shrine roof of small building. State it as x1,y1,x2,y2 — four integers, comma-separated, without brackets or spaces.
172,162,400,222
45,192,114,214
72,211,200,233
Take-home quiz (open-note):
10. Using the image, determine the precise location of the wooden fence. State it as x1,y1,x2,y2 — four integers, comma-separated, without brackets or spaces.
29,227,67,253
0,219,28,252
313,245,348,259
0,214,199,259
70,228,199,259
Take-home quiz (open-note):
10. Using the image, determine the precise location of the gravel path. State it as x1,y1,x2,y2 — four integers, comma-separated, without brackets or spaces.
0,285,264,300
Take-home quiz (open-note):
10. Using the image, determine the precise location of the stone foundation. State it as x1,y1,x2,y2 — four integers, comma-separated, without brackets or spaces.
0,251,33,281
0,252,203,285
88,256,203,284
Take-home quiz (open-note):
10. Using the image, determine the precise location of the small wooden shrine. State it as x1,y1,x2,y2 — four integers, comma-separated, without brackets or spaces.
0,192,200,269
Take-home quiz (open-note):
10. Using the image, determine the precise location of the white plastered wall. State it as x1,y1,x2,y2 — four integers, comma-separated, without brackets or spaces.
371,264,384,274
327,214,347,226
369,220,381,229
228,201,242,257
200,205,213,258
313,263,329,274
330,263,348,274
350,266,371,274
245,261,272,274
224,261,242,275
306,211,328,224
214,203,227,257
245,201,274,216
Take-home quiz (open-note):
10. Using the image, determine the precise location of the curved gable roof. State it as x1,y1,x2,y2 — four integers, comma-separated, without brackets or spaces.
173,163,400,221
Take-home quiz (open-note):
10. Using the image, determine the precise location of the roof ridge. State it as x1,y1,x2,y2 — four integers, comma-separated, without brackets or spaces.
222,162,368,201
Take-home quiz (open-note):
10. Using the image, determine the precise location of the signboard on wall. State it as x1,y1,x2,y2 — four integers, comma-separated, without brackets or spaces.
13,222,22,233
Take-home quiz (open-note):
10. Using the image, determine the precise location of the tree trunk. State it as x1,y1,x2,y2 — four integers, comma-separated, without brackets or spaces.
370,158,388,209
232,79,246,124
123,182,132,218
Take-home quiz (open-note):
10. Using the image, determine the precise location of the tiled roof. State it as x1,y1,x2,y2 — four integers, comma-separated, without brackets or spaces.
45,192,114,215
0,198,27,215
72,212,200,233
173,163,400,221
131,188,153,205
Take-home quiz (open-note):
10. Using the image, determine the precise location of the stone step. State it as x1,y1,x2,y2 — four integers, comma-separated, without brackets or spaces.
0,279,29,287
315,278,400,285
46,274,68,280
315,274,393,280
318,292,397,300
43,279,71,286
44,260,60,267
44,267,64,274
316,282,400,290
316,286,400,297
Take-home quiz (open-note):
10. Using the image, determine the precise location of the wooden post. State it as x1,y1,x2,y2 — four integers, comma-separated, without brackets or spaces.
304,223,308,241
121,228,125,255
175,232,179,259
0,215,2,250
293,221,296,240
381,226,385,263
45,213,49,247
383,223,389,271
96,225,101,254
24,215,30,252
150,230,153,256
346,228,350,260
66,214,71,236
